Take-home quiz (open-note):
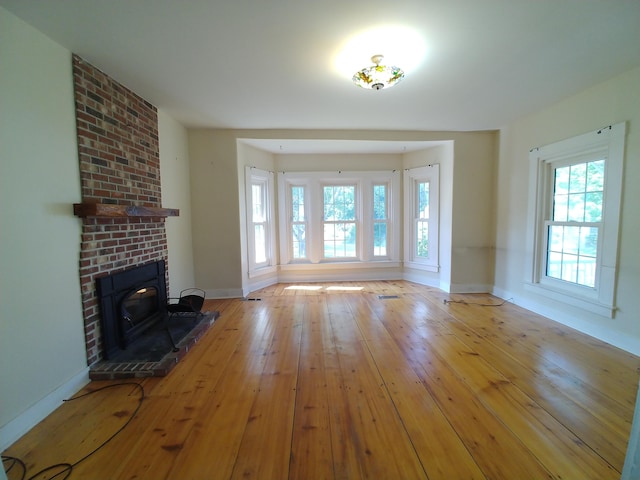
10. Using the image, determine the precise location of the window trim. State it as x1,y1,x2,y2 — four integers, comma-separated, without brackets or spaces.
245,167,276,277
278,170,400,266
526,122,625,317
403,164,440,272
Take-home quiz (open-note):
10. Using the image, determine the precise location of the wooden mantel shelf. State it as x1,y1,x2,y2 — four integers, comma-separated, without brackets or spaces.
73,203,179,218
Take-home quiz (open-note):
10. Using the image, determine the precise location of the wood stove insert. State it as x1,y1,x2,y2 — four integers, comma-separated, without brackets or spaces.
96,260,167,360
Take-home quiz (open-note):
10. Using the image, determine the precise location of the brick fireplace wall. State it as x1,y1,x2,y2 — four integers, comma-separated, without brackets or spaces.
72,54,169,365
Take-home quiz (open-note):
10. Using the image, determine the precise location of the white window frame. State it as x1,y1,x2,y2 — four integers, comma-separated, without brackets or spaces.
403,164,440,272
321,182,359,261
278,170,400,266
526,123,625,317
245,167,276,277
288,183,309,262
372,182,390,258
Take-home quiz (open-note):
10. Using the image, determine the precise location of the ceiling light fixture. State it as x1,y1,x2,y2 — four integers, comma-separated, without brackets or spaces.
352,54,405,90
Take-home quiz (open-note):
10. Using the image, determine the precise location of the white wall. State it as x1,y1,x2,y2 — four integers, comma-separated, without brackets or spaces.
495,66,640,354
449,132,497,293
0,7,89,448
188,130,245,298
159,110,195,295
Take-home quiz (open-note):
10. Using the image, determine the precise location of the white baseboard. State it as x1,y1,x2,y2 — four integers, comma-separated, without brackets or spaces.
204,288,244,299
402,271,441,288
491,286,640,356
0,367,90,452
245,276,279,297
449,283,492,294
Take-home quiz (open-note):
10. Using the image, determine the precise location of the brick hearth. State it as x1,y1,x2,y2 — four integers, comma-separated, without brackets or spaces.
89,311,218,380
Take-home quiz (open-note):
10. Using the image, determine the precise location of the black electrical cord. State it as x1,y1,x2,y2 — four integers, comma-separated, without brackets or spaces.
443,297,513,307
2,382,144,480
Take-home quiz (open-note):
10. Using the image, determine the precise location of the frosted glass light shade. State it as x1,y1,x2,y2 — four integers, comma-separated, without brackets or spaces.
352,55,405,90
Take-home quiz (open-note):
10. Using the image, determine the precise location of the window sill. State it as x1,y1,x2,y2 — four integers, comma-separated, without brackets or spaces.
248,265,277,279
524,282,615,318
280,261,401,271
404,261,439,273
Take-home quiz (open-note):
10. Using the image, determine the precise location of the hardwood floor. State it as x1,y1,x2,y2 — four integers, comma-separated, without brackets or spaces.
4,281,639,479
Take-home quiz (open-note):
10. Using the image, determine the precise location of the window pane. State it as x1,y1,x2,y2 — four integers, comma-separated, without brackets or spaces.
252,184,265,222
585,192,603,222
324,185,355,221
324,222,356,257
579,226,598,257
563,226,580,254
416,220,428,257
554,166,570,195
553,195,568,222
577,256,596,288
373,223,387,256
548,225,563,252
292,224,306,259
373,184,386,220
418,182,429,219
546,225,598,287
291,186,305,221
547,251,562,279
560,253,578,282
254,224,266,263
586,160,604,192
567,193,585,222
569,163,586,193
555,160,605,223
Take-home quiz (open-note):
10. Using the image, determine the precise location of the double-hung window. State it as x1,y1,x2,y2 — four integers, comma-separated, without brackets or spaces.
245,167,276,276
278,171,399,265
373,183,389,257
323,184,357,259
290,185,308,260
545,158,603,287
404,165,440,272
527,123,625,317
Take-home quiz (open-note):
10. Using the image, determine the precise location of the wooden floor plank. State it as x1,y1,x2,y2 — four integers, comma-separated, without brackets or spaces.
229,299,303,479
422,316,618,478
344,294,486,479
289,296,336,480
3,281,638,480
433,301,633,467
165,300,281,480
372,297,557,479
324,294,428,480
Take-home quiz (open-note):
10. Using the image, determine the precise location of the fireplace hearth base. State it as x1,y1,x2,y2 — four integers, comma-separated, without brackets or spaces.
89,310,219,380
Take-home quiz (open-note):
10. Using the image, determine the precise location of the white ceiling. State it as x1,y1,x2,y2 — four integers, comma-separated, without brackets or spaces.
3,0,640,139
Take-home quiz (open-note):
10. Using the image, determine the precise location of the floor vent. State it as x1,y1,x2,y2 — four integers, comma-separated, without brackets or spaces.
378,295,400,299
243,297,262,301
